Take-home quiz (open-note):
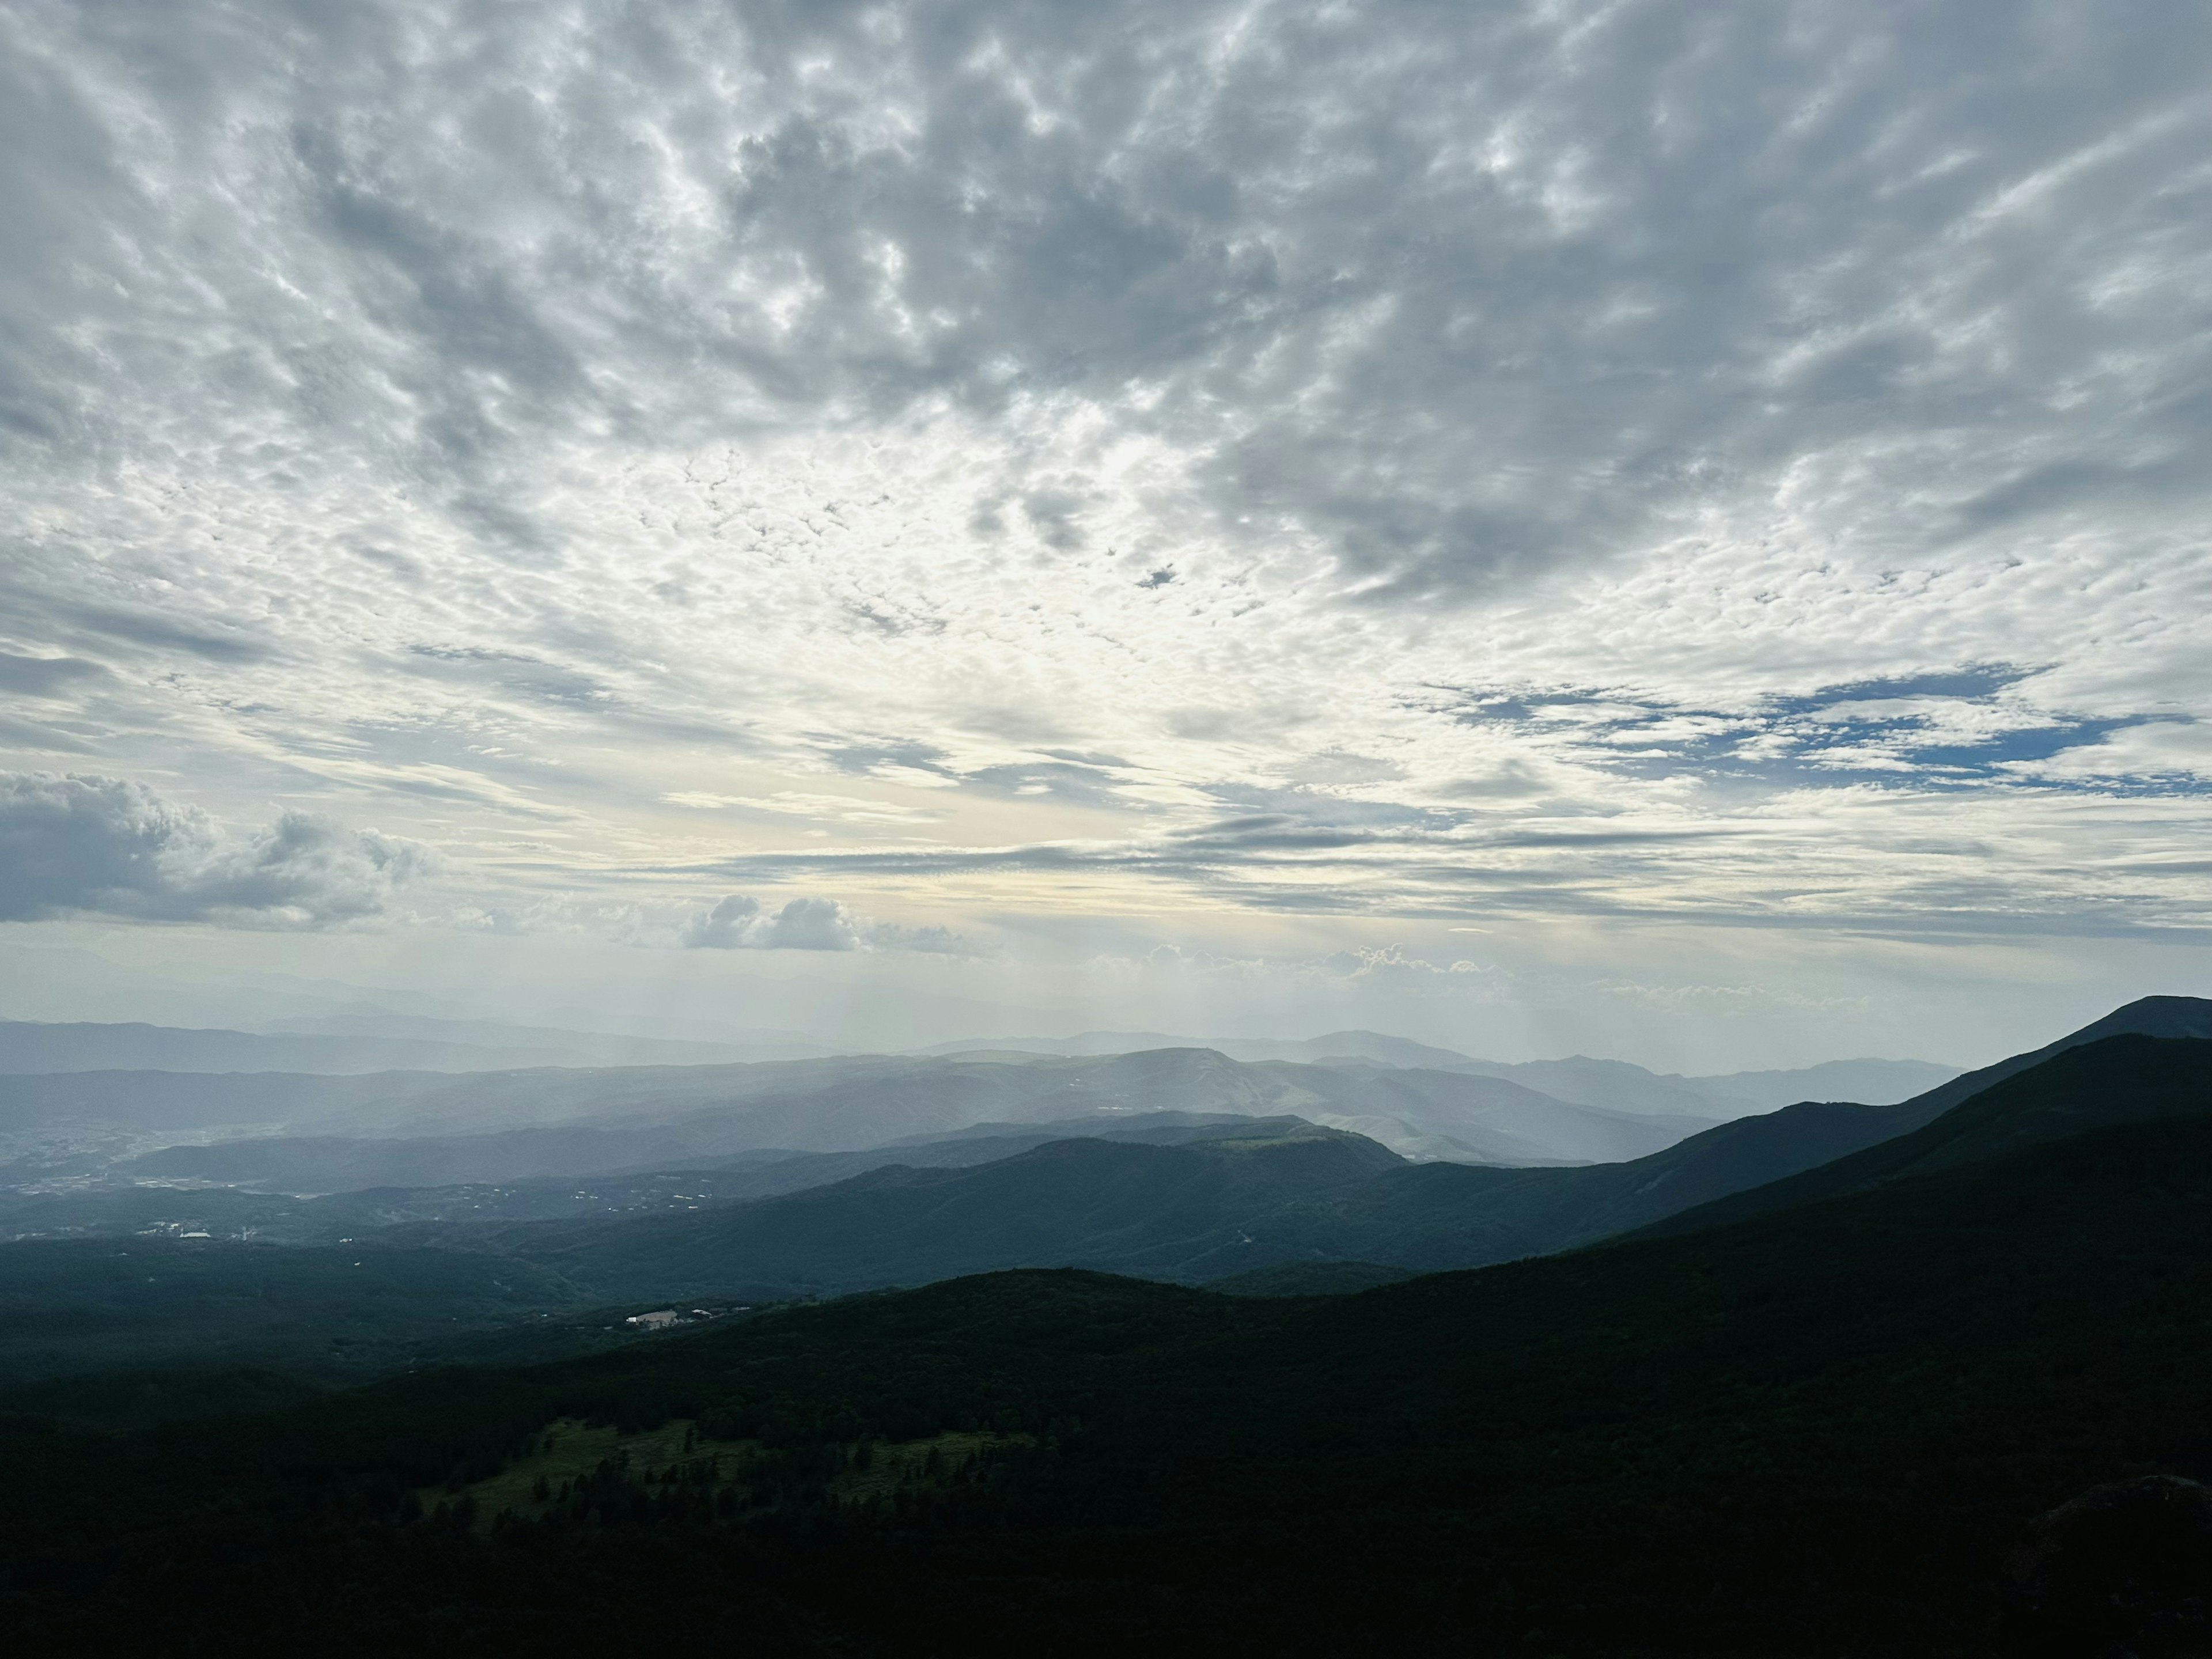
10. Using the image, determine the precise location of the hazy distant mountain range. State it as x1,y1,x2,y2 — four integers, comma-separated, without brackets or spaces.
0,1022,1964,1185
249,998,2192,1302
919,1028,1958,1113
0,1046,1715,1185
916,1029,1486,1069
39,1000,2206,1362
0,992,2196,1389
380,1019,2212,1306
0,1015,1974,1260
1,1000,2198,1326
0,1014,1959,1107
0,996,2192,1380
0,1017,832,1074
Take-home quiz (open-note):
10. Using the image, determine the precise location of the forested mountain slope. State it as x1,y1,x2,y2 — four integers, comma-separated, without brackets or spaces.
1640,1033,2212,1239
317,1030,2210,1302
9,1039,2212,1652
402,1122,1412,1298
1875,993,2212,1126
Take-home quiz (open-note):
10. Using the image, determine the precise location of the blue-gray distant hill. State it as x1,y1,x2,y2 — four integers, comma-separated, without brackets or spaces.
337,997,2211,1302
0,1018,795,1075
3,1047,1717,1190
921,1028,1959,1117
917,1029,1483,1070
0,997,2201,1398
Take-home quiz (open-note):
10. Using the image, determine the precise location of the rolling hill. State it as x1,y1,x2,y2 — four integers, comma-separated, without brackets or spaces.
0,1017,779,1074
249,1016,2202,1306
2,1005,2208,1653
54,1002,2205,1315
25,1046,1712,1194
456,1120,1410,1300
0,998,2195,1406
1863,991,2212,1123
925,1028,1961,1115
1640,1031,2212,1239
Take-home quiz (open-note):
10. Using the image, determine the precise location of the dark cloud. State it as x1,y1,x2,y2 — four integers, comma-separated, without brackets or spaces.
403,645,615,709
53,605,279,664
0,770,429,926
7,2,2207,594
0,653,104,697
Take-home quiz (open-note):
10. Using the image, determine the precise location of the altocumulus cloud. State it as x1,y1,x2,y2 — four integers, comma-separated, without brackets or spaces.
8,0,2209,607
0,0,2207,969
0,772,430,927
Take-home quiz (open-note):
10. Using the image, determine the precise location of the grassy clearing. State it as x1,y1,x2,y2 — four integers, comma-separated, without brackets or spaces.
421,1417,713,1524
827,1430,1018,1503
423,1416,1024,1529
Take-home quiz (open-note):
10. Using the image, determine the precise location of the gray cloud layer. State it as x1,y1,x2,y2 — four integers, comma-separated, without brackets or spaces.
0,772,427,927
0,0,2207,991
7,2,2209,599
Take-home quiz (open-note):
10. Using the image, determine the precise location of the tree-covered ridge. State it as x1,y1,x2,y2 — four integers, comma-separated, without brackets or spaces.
1,1034,2209,1652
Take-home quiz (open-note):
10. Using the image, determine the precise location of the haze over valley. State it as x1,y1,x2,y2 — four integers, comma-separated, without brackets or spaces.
0,997,2198,1364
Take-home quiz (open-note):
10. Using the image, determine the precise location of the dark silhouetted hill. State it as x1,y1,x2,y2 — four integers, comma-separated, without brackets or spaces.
437,1122,1411,1298
1639,1032,2212,1239
1877,994,2212,1125
7,1011,2212,1653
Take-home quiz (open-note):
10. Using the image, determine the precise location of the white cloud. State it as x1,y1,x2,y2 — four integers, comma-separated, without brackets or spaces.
2009,720,2212,783
684,893,863,952
663,791,941,824
683,892,980,955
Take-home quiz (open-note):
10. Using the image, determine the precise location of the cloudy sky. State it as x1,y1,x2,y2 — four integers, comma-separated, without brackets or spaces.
2,0,2208,1067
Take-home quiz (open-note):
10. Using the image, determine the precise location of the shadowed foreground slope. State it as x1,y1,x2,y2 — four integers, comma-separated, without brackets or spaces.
2,1037,2210,1653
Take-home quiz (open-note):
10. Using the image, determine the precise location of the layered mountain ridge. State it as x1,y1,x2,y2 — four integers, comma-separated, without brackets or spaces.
5,996,2211,1653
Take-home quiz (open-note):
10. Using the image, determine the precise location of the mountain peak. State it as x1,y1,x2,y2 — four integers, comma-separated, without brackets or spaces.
2068,995,2212,1045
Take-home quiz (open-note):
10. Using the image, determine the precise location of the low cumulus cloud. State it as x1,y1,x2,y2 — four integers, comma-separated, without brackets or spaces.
0,771,430,927
686,894,863,952
684,893,974,955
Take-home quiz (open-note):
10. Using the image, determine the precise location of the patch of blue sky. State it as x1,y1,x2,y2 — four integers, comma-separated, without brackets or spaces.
1446,673,2202,793
1761,664,2030,709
